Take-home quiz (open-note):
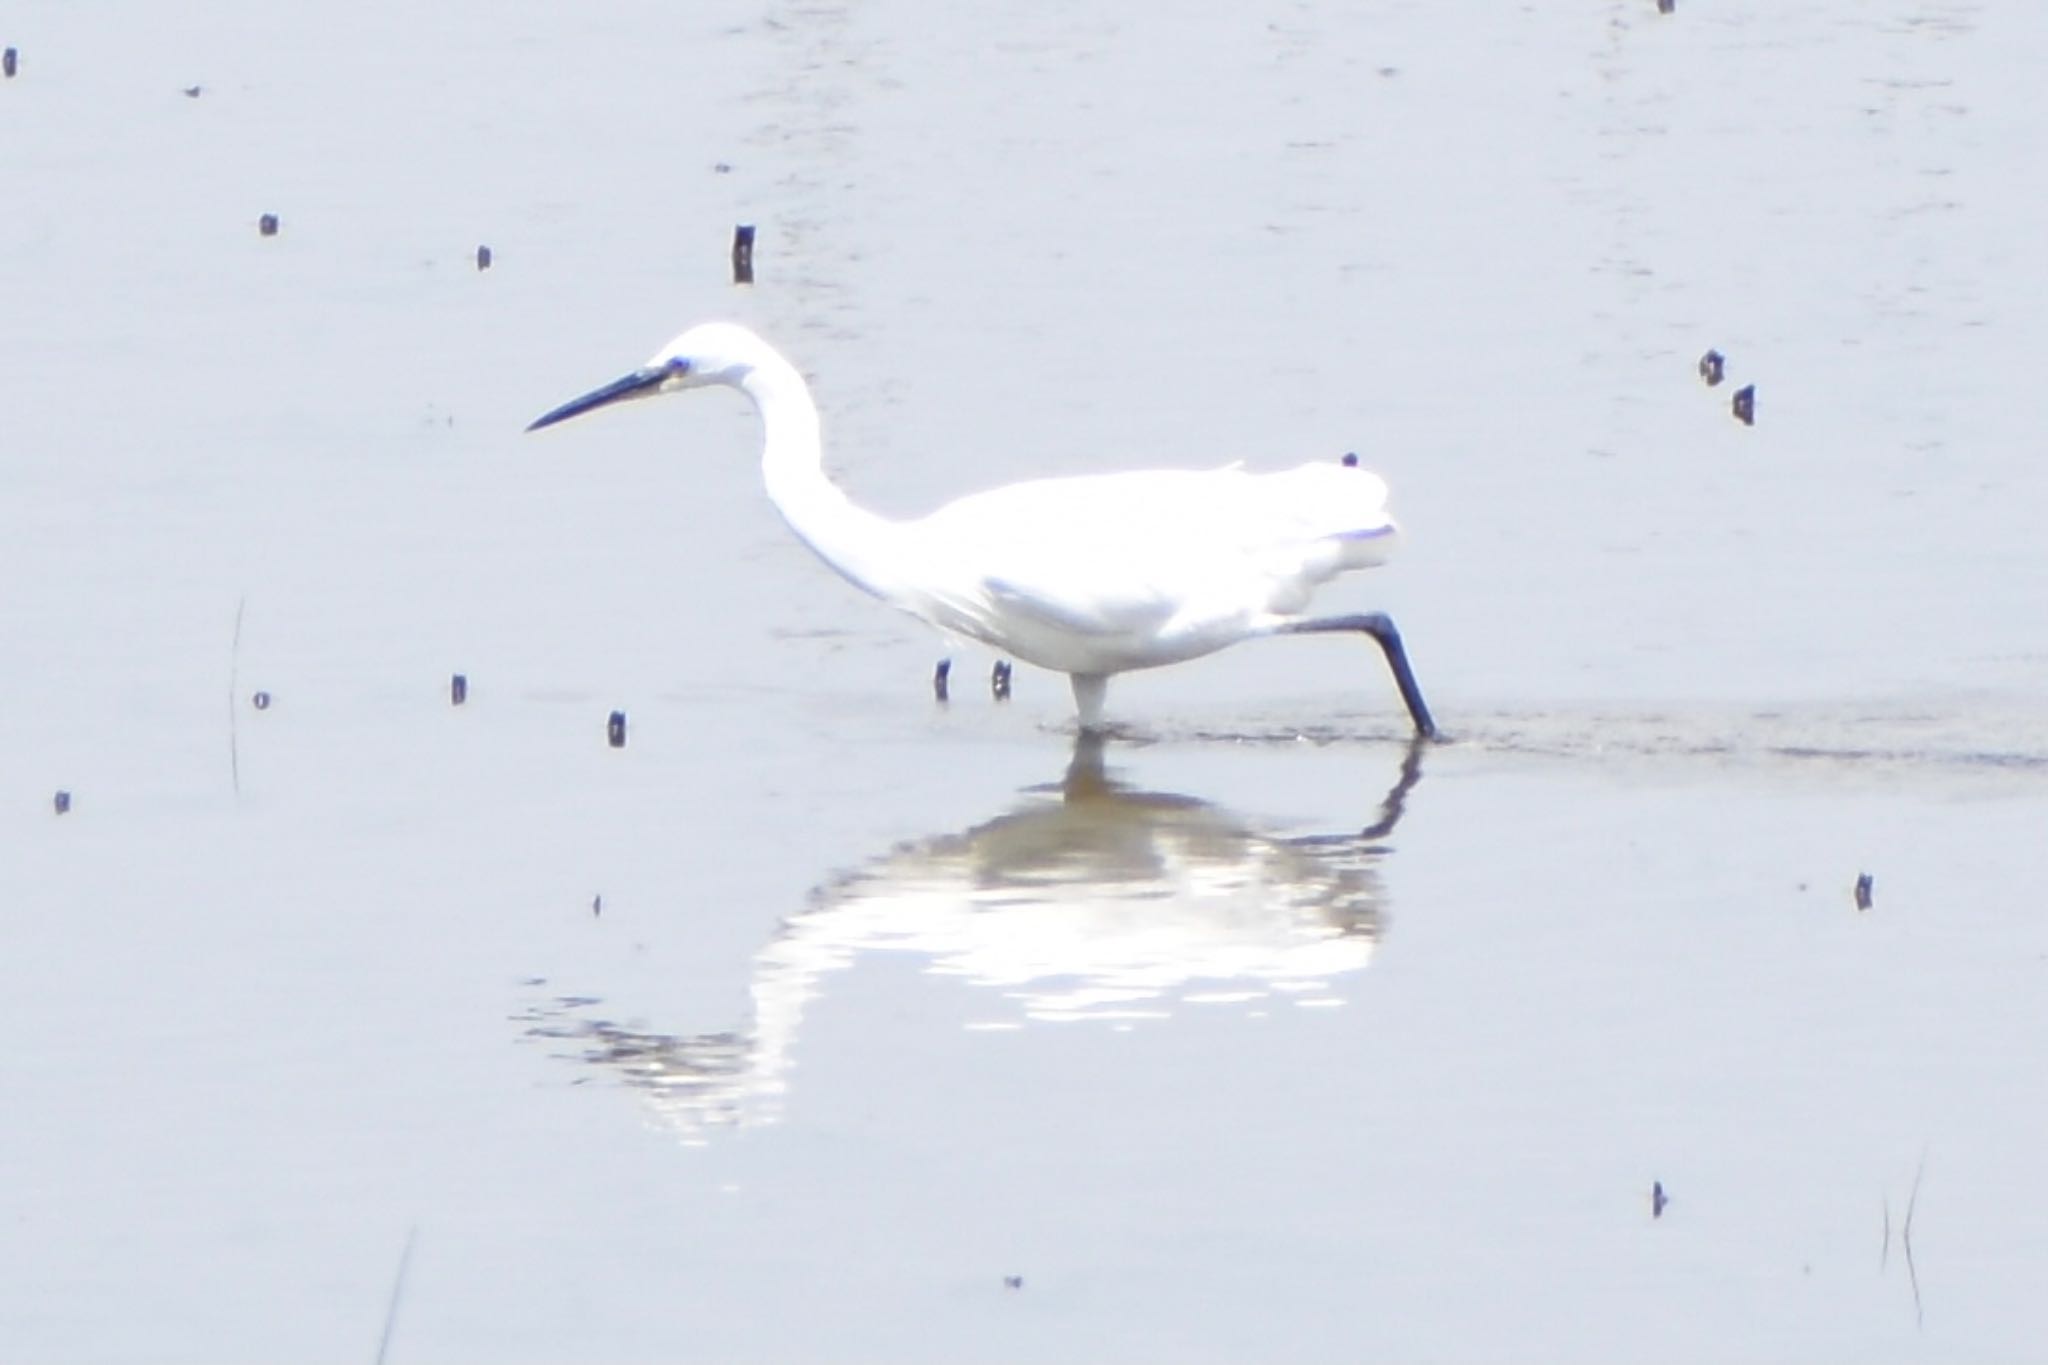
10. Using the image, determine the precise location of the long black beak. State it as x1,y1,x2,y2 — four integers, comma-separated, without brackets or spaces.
526,367,667,432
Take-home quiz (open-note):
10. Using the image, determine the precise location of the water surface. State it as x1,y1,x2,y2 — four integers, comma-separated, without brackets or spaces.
3,1,2045,1360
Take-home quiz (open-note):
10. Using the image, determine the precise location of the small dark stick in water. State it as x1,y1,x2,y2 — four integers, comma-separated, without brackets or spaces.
607,710,627,748
373,1226,419,1365
1698,349,1725,386
732,224,756,285
1003,1275,1023,1290
475,244,492,271
450,673,468,706
251,691,272,710
1732,384,1756,426
3,48,17,78
258,213,279,237
1652,1181,1670,1217
933,658,951,702
183,84,202,97
991,659,1013,701
53,790,71,815
1854,872,1874,911
1657,0,1675,14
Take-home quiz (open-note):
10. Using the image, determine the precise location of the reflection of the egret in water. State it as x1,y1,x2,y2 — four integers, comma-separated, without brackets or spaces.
520,734,1425,1143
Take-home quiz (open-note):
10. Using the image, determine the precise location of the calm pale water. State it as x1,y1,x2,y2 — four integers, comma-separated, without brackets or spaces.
3,1,2045,1360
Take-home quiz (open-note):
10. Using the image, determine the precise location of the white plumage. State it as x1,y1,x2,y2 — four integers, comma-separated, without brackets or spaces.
528,321,1435,735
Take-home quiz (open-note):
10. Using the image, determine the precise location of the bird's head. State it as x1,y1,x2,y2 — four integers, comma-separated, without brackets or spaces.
526,321,765,432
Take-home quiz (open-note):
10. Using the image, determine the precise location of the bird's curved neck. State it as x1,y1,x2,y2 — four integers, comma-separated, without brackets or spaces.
740,352,903,600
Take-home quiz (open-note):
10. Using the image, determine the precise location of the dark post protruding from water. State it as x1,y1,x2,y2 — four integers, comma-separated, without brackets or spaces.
1657,0,1675,14
933,658,951,702
1732,384,1756,426
1698,349,1725,386
732,224,756,285
450,673,468,706
53,790,71,815
183,84,202,98
258,213,279,237
1652,1181,1670,1217
1854,872,1874,911
251,691,272,710
607,710,627,748
991,660,1013,701
3,48,17,78
475,244,492,271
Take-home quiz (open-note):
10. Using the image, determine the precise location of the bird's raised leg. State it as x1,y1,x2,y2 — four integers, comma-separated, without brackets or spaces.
1276,613,1438,739
934,658,952,703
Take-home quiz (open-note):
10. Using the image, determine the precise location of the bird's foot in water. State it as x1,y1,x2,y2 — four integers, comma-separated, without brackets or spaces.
1070,718,1158,746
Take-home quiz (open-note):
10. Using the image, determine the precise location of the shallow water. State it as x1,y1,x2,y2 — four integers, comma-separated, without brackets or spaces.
3,0,2046,1360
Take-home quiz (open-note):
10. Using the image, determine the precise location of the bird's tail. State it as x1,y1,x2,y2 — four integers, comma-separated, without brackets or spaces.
1249,463,1402,615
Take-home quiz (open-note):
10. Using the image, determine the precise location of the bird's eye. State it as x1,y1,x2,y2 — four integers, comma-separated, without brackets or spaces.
667,357,691,373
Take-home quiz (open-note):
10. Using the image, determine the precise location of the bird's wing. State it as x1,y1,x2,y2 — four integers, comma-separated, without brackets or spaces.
915,463,1399,641
979,570,1175,637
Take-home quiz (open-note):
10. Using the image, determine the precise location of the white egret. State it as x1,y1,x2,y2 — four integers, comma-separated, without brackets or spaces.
527,322,1436,737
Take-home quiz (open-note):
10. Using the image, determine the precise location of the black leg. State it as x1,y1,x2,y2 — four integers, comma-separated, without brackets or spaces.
934,658,951,702
1276,613,1438,739
991,659,1013,701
